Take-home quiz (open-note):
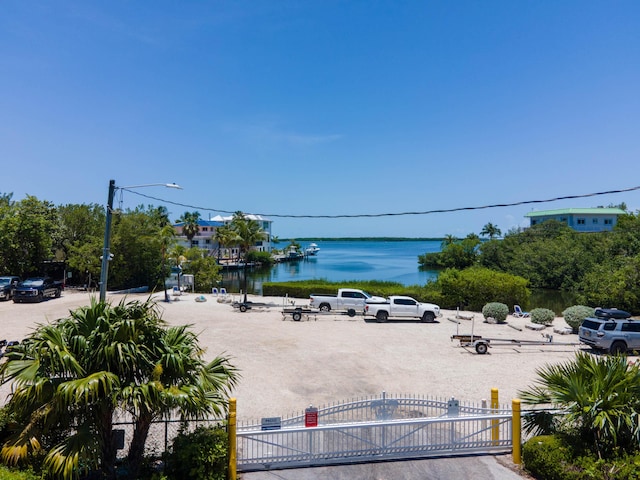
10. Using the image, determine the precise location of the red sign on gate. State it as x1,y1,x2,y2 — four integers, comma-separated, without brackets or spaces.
305,406,318,427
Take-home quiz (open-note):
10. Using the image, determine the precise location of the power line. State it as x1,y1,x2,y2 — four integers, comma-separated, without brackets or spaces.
121,185,640,219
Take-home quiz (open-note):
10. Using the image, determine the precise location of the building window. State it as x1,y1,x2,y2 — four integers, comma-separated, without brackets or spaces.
593,218,598,224
560,218,567,223
191,240,199,246
205,239,211,244
604,218,613,225
577,218,585,225
531,220,538,225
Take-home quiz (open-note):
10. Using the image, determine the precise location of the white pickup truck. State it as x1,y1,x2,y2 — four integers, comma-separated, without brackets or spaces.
364,296,441,323
309,288,385,314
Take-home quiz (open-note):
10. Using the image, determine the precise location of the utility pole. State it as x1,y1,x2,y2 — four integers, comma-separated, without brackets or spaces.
99,179,116,302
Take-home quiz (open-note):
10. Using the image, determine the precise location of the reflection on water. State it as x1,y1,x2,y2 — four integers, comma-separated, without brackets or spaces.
529,289,579,315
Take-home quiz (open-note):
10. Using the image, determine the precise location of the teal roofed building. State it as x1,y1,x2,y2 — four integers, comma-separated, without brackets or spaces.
525,208,626,232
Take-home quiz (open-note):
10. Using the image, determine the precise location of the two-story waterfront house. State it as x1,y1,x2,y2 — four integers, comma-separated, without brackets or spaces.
173,215,273,259
525,208,626,232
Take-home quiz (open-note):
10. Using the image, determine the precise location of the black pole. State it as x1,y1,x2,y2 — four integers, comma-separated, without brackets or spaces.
99,180,116,302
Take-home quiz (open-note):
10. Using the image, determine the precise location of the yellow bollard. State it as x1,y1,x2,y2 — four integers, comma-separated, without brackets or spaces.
512,399,522,464
491,388,499,445
228,398,237,480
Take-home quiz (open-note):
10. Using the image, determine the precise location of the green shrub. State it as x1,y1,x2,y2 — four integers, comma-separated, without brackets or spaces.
563,305,595,333
530,308,556,326
164,425,228,480
482,302,509,323
574,452,640,480
0,466,41,480
247,250,274,266
522,435,573,480
435,267,530,311
523,438,640,480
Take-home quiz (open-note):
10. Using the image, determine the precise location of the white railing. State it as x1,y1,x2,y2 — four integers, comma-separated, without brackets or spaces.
236,392,514,471
237,413,512,471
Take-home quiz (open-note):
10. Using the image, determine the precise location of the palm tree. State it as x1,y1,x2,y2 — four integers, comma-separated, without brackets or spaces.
168,244,187,291
230,212,266,303
214,223,240,264
441,234,457,249
519,351,640,459
0,298,239,480
480,222,502,239
176,211,201,243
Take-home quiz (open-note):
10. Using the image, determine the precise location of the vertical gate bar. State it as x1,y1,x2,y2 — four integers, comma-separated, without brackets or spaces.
164,419,168,458
228,398,237,480
512,398,521,463
491,388,499,445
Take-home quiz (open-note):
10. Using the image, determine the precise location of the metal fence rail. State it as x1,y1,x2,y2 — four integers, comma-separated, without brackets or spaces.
238,391,511,430
237,413,512,471
111,416,225,458
106,391,518,473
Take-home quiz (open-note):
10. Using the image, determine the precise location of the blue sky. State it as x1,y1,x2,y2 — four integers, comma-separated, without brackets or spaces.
2,1,639,238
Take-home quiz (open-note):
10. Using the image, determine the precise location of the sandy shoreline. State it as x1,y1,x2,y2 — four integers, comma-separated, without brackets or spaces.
0,290,610,421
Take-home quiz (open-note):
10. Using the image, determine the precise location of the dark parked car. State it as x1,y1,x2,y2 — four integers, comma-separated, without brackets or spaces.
13,277,62,303
0,276,21,301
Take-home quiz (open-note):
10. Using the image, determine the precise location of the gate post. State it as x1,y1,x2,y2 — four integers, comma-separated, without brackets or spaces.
228,398,237,480
491,388,499,445
512,399,521,464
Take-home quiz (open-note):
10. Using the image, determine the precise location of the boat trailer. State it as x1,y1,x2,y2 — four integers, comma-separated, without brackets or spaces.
281,307,318,321
232,301,275,312
280,307,359,321
451,313,579,354
452,333,579,354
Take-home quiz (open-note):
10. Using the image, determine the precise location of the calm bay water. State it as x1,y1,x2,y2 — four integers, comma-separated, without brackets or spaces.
221,240,441,294
220,239,576,312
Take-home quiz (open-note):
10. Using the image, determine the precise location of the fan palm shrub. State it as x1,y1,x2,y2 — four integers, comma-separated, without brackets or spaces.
0,298,239,480
519,351,640,459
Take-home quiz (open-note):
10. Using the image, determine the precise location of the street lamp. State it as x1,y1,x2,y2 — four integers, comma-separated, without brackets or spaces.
99,180,183,302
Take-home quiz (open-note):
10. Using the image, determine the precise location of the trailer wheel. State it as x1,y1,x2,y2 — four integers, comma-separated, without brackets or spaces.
376,311,389,323
239,304,248,312
475,342,489,355
319,304,331,312
347,308,356,317
292,311,302,321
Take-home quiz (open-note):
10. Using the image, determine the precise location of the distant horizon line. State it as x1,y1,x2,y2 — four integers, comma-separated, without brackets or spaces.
277,237,445,242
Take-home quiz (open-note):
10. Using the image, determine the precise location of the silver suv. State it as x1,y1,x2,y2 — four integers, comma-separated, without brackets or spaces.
579,308,638,354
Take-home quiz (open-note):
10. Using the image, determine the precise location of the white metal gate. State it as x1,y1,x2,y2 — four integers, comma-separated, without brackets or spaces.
236,393,513,471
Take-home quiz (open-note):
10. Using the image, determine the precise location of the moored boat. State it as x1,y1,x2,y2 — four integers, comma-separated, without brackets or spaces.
304,243,320,256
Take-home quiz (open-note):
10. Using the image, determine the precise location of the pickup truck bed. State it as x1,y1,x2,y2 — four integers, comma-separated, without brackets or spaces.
309,288,384,313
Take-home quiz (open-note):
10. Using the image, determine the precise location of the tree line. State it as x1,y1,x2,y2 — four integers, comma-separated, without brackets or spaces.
0,193,265,294
419,215,640,313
